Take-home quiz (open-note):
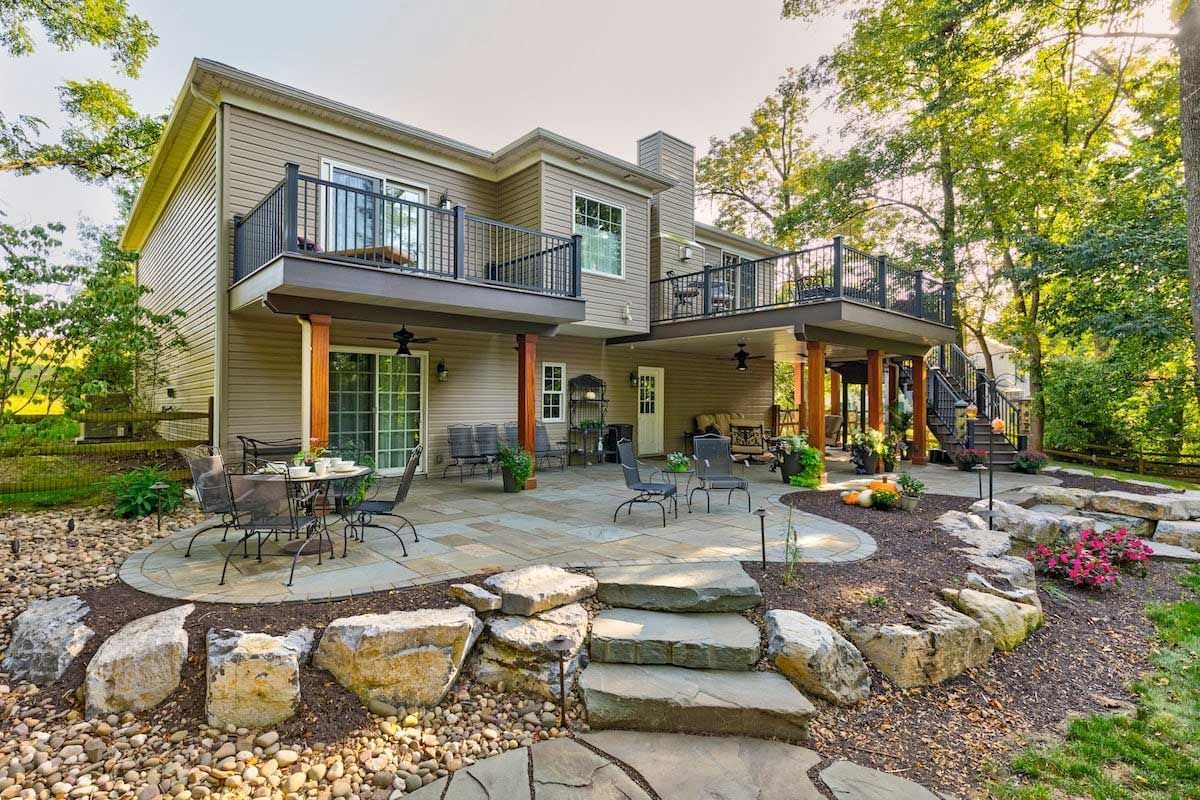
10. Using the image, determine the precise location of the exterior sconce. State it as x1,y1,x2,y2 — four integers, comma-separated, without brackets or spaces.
436,359,449,382
628,370,639,388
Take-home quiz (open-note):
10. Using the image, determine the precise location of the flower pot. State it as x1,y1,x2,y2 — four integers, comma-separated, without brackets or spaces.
501,467,524,493
899,494,919,512
779,451,803,483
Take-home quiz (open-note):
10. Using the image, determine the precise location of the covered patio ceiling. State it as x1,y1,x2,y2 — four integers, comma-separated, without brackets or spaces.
614,324,928,363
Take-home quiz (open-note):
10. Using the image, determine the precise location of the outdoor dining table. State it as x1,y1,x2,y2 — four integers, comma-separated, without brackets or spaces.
247,465,374,553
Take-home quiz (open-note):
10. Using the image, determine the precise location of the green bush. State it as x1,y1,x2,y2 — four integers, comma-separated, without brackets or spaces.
787,443,825,488
497,445,534,488
108,465,183,519
871,488,900,510
1011,450,1049,474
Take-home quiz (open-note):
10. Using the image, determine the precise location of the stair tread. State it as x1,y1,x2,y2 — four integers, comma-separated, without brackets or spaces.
592,562,762,612
590,609,760,669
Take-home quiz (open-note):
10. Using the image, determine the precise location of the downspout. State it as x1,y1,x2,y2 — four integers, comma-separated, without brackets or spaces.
298,317,312,444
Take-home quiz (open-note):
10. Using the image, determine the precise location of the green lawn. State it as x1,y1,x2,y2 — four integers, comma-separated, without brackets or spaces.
992,568,1200,799
1048,460,1200,491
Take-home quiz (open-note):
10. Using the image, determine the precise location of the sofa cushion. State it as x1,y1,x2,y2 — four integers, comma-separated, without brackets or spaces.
730,423,764,454
713,413,734,435
695,413,716,434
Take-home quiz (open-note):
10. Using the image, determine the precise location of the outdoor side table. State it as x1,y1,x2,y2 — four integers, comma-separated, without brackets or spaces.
662,469,696,512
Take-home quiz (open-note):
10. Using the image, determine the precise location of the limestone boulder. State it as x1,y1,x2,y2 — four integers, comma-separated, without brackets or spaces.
448,583,502,613
590,609,759,670
1146,541,1200,563
842,604,994,689
1169,491,1200,519
936,511,1010,557
314,606,481,710
1020,485,1094,509
966,554,1037,591
475,603,589,699
483,566,597,616
1153,520,1200,550
3,596,94,685
941,588,1042,651
1081,511,1155,537
765,610,870,705
1086,491,1187,521
970,500,1063,545
965,571,1041,610
206,627,314,728
84,604,193,718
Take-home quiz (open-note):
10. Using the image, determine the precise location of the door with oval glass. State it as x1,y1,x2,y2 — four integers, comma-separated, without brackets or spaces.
636,366,664,455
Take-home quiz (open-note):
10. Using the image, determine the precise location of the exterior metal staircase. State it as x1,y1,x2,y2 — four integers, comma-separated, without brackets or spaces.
923,344,1024,466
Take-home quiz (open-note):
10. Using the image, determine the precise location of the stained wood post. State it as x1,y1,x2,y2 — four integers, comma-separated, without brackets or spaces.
806,341,827,476
911,355,928,465
887,361,899,425
867,349,884,432
308,314,331,447
517,333,538,490
829,370,841,416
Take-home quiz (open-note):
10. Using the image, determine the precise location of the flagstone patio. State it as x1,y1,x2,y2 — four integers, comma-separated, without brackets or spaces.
118,454,1060,604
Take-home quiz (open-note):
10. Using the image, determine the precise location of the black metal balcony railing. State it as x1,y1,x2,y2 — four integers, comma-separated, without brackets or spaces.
649,236,953,325
233,164,582,298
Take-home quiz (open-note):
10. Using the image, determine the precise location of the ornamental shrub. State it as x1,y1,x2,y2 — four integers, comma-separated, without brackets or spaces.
954,448,988,471
1080,527,1153,573
109,465,183,519
1011,450,1049,474
1027,541,1120,590
871,488,900,510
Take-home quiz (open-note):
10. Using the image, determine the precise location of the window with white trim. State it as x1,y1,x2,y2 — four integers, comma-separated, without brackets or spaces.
321,161,427,266
574,194,624,277
541,362,566,422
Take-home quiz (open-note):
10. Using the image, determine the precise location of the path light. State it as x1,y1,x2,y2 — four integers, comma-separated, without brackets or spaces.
972,463,987,499
754,508,767,571
150,481,169,531
547,634,575,727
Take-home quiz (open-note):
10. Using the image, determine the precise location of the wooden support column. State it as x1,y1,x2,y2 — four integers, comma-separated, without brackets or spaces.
829,370,841,416
887,361,899,426
516,333,538,490
792,361,806,434
866,349,884,432
308,314,331,447
911,355,928,464
806,341,826,459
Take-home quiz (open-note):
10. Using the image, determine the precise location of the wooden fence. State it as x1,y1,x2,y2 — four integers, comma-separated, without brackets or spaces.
0,399,213,497
1043,443,1200,482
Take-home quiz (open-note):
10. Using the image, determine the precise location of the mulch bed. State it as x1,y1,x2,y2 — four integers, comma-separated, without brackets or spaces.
1051,471,1185,496
754,488,1191,796
36,579,471,744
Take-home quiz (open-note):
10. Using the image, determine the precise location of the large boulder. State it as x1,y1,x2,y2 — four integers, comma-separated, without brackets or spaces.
1081,511,1155,537
935,511,1010,557
965,571,1041,610
314,606,481,710
970,500,1064,545
1169,491,1200,519
3,596,94,685
765,610,870,705
475,603,589,699
84,604,193,718
590,609,759,671
966,554,1037,591
206,627,314,728
1086,491,1188,521
842,604,994,689
941,588,1042,651
1020,485,1094,509
1153,520,1200,550
483,566,597,616
448,583,502,613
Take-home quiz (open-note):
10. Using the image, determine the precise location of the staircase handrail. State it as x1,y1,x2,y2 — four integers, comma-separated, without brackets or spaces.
930,343,1021,450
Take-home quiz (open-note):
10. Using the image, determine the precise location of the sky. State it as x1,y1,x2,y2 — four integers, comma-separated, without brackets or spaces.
0,0,851,250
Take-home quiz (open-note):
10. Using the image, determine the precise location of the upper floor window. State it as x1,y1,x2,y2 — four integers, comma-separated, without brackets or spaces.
541,362,566,422
722,251,744,267
574,194,624,278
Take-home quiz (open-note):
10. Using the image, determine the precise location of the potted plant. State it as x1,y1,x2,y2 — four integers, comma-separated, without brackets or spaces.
954,448,987,471
849,429,890,474
896,473,925,511
1011,450,1048,474
666,452,690,472
888,402,914,458
497,445,533,492
775,434,809,482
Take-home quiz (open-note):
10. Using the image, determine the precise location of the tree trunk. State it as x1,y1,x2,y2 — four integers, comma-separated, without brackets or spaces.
1182,0,1200,408
1025,327,1045,452
964,323,997,379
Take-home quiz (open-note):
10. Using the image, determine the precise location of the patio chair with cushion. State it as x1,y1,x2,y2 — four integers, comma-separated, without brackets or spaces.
442,424,488,481
341,444,422,558
614,439,677,528
690,433,751,513
179,445,236,557
535,423,568,471
221,461,327,587
729,423,776,467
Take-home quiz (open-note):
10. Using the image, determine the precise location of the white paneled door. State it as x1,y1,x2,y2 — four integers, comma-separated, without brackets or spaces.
636,366,665,456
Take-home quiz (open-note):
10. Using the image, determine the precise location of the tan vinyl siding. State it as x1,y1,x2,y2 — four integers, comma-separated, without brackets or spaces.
137,121,218,436
539,164,649,335
221,313,302,454
496,164,541,229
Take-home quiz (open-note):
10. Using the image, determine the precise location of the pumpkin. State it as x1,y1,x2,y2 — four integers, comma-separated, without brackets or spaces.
857,489,874,508
843,491,860,505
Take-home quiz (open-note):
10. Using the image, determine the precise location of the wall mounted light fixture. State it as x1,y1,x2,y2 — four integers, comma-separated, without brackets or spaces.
436,359,449,382
628,369,639,388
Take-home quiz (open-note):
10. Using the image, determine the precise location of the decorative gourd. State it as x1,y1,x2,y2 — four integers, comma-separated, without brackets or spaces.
857,489,874,508
843,491,860,506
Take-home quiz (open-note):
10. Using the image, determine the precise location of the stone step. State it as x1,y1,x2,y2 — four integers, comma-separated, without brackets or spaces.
579,662,815,742
590,609,760,670
591,562,762,612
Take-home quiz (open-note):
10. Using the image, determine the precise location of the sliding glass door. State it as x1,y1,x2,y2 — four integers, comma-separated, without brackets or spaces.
328,349,426,475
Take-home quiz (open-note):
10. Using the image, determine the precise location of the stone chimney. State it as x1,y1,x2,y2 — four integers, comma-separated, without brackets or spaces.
637,131,698,281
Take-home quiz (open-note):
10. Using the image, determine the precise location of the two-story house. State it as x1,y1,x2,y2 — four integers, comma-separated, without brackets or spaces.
124,59,956,484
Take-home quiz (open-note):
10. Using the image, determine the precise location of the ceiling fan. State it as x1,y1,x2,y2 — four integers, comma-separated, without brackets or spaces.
368,326,438,355
718,341,767,371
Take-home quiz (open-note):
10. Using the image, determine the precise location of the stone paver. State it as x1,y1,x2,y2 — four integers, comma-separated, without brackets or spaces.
593,561,763,612
590,609,760,670
531,738,651,800
819,760,948,800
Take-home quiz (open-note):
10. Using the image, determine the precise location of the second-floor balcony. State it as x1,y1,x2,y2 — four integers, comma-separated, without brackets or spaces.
651,238,953,327
231,164,584,327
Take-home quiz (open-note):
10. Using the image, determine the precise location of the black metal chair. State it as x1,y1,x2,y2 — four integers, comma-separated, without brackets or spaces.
690,433,751,513
614,439,677,528
342,445,423,557
442,424,488,481
535,423,568,471
474,423,502,476
501,422,520,451
236,435,303,467
221,461,328,587
179,445,236,557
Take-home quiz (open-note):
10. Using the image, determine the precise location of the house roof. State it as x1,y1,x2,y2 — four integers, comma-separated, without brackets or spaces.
694,221,786,256
122,58,675,251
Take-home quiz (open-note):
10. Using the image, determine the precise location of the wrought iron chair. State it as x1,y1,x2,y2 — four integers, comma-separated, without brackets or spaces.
442,424,488,481
614,439,677,528
501,422,520,451
474,423,502,475
236,435,303,467
341,445,422,558
221,461,328,587
690,433,751,513
179,445,236,557
535,423,568,471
